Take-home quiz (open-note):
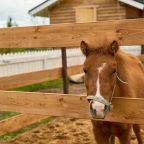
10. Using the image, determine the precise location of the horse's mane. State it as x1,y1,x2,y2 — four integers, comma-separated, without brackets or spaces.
85,37,116,55
117,50,144,73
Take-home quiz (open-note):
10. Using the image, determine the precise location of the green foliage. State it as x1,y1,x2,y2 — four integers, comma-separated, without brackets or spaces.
0,48,25,54
0,48,49,54
7,17,17,28
7,17,13,27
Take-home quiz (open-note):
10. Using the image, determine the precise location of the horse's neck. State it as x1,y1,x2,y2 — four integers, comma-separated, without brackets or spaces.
115,50,144,98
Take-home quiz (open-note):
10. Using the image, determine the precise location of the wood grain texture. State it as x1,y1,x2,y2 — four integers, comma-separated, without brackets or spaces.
0,65,83,90
1,19,144,48
0,65,82,135
0,90,143,124
0,114,47,135
49,1,125,24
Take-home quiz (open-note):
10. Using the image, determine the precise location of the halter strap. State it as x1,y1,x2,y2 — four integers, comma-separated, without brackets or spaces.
116,73,128,84
87,96,111,106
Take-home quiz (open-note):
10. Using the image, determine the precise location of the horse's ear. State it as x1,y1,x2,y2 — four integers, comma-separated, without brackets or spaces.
80,40,89,56
109,40,119,55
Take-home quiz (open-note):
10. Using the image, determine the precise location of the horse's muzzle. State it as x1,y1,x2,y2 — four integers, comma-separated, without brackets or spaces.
91,101,105,118
87,96,112,119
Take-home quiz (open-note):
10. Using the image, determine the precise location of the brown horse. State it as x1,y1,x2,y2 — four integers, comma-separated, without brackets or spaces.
80,38,144,144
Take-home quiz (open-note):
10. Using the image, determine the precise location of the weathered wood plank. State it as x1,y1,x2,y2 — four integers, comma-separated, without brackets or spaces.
0,65,82,135
0,114,47,135
0,65,83,90
0,90,144,124
1,19,144,48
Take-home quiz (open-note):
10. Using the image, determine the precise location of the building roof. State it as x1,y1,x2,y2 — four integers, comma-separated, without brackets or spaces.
118,0,144,10
28,0,60,17
135,0,144,4
29,0,144,17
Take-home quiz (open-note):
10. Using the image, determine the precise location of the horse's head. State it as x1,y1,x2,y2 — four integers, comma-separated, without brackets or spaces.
80,38,119,118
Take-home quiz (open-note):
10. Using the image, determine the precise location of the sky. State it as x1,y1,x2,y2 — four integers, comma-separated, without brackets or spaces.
0,0,49,28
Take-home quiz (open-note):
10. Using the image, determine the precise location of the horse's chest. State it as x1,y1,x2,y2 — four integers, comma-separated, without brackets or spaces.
101,125,118,134
93,121,131,136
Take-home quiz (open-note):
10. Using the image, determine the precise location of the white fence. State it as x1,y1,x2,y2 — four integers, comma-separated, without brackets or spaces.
0,48,84,77
0,46,141,77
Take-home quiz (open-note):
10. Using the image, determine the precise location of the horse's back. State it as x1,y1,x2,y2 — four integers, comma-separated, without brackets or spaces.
118,50,144,98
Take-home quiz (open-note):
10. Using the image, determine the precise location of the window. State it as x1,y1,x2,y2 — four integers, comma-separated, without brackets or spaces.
75,6,97,23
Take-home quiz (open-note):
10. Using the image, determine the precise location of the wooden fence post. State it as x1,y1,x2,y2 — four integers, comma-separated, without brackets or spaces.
139,10,144,54
141,45,144,54
61,48,69,94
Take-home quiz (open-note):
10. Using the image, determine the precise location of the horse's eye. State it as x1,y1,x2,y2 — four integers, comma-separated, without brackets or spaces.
112,69,116,74
83,68,87,74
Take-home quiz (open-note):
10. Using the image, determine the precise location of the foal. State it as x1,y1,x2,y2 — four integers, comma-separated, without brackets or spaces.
80,39,144,144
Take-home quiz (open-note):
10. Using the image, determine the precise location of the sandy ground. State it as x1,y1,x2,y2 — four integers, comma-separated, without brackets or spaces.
3,83,144,144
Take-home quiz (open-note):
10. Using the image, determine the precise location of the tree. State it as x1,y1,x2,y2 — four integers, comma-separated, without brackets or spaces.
7,17,13,27
6,16,18,27
0,17,18,54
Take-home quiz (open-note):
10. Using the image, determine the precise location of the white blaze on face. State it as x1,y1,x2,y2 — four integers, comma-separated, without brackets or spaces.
96,63,106,98
91,63,106,118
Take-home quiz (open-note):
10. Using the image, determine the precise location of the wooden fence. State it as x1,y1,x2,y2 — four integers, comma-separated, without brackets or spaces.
0,18,144,136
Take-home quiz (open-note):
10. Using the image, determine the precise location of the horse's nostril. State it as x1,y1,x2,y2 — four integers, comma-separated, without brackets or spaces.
87,99,91,102
83,68,87,74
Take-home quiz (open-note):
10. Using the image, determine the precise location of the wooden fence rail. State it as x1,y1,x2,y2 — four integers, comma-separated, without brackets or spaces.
0,64,83,136
0,19,144,135
0,19,144,48
0,65,83,90
0,65,83,136
0,114,47,135
0,91,143,124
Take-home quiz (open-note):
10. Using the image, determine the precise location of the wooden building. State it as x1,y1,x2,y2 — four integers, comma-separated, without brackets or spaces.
29,0,144,54
29,0,144,24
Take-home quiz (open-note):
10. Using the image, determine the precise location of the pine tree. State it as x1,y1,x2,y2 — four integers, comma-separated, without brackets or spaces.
6,16,18,27
7,17,13,27
0,17,18,53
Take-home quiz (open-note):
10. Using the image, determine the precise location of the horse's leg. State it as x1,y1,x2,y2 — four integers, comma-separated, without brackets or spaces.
109,135,115,144
92,121,110,144
118,129,131,144
93,128,110,144
133,124,143,144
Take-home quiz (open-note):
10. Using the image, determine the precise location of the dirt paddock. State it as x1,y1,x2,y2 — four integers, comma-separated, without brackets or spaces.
4,83,144,144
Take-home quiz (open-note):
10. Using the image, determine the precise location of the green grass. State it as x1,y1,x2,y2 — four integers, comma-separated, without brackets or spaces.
0,48,50,54
0,48,25,54
0,117,55,141
10,79,63,92
0,112,19,121
0,79,63,141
